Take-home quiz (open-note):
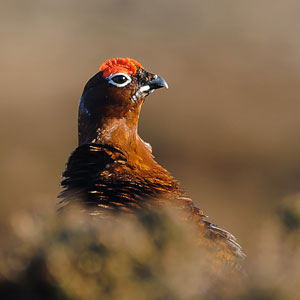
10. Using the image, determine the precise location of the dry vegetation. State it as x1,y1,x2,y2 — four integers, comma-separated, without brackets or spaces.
0,198,300,300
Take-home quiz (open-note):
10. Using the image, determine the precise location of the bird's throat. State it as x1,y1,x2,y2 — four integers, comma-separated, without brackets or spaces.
93,117,138,151
77,97,174,179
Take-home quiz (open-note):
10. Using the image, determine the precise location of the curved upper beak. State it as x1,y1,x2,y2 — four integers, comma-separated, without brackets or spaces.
148,75,168,90
133,74,168,102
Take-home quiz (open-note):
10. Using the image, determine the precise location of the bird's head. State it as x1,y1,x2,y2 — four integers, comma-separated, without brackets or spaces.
78,58,168,146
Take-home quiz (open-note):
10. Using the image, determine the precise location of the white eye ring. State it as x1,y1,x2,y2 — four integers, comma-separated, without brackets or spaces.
106,72,132,87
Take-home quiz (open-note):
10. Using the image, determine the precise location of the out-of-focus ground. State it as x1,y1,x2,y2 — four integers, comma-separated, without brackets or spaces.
2,0,300,257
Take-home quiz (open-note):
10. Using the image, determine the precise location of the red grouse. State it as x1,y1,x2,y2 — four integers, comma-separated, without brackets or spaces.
59,57,244,268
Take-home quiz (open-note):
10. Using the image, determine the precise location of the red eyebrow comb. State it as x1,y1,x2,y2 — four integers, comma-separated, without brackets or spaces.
99,57,143,78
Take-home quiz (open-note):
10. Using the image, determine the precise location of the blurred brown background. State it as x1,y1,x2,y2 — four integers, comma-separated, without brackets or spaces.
1,0,300,254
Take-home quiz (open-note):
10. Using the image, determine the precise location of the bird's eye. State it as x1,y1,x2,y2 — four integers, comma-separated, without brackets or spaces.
107,73,132,88
112,75,127,84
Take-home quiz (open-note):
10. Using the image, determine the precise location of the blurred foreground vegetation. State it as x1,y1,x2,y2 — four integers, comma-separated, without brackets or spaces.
0,196,300,300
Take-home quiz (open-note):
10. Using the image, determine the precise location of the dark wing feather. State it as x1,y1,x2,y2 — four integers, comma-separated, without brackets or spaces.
59,143,146,213
59,144,119,209
186,204,246,268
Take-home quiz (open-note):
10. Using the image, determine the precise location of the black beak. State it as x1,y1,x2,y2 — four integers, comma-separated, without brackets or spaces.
148,75,168,90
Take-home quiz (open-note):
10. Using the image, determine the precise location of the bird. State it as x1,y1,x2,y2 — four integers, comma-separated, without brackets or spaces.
59,57,245,269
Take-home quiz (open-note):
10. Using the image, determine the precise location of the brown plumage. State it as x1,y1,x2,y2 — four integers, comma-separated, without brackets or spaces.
59,58,245,269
